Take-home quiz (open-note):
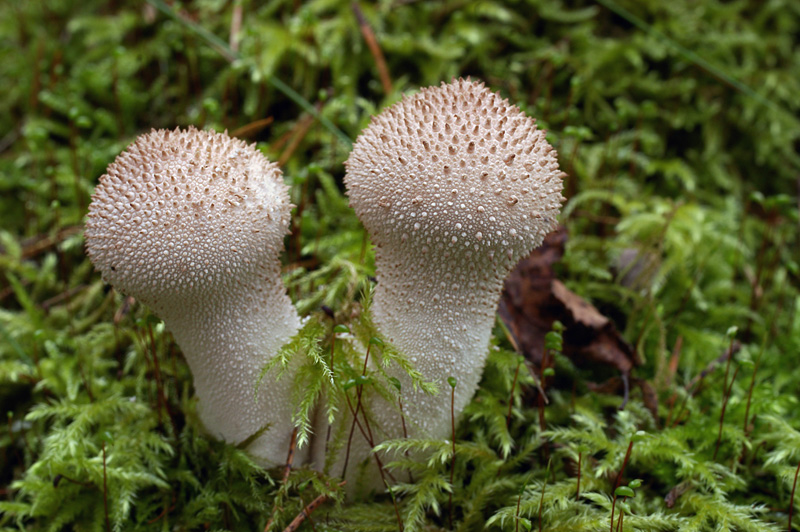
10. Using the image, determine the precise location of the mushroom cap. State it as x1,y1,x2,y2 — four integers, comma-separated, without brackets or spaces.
344,78,564,272
85,127,292,308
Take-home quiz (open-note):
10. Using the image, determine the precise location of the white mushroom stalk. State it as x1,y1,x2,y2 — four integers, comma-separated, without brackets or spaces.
344,79,564,459
85,127,301,465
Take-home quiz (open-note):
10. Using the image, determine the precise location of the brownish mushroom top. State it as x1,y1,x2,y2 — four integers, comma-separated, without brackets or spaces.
86,126,292,312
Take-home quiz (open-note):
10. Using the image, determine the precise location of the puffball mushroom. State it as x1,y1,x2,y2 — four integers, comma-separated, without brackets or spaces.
85,127,301,464
343,78,564,463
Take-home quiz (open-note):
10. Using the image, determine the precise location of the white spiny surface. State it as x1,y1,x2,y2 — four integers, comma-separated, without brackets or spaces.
85,127,301,465
339,79,564,486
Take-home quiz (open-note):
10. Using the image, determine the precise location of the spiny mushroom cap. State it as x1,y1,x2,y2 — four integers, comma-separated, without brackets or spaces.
344,78,564,283
337,81,564,476
85,127,292,308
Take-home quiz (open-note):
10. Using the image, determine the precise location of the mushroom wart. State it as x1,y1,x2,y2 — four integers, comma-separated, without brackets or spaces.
342,79,564,474
85,127,301,464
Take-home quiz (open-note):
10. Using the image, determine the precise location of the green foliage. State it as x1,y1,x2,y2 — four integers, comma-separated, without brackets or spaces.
2,0,799,531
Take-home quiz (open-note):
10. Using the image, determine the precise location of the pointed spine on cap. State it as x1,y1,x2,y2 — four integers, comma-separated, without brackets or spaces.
85,127,302,465
339,79,565,482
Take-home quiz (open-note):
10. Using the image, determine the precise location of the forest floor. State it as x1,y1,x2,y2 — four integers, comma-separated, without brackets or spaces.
1,1,799,531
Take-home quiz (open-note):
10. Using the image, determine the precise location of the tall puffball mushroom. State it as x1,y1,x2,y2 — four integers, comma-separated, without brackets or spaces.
85,127,301,464
343,79,564,464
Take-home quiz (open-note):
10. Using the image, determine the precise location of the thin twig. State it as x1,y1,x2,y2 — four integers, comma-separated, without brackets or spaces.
284,428,299,483
610,438,635,532
342,343,372,477
449,381,456,529
102,441,110,532
342,392,396,484
281,481,346,532
14,225,83,260
714,334,740,460
351,2,393,94
343,392,402,530
278,111,320,166
264,428,301,532
229,0,243,52
41,285,87,310
231,117,274,138
53,473,94,488
789,460,800,532
147,494,177,524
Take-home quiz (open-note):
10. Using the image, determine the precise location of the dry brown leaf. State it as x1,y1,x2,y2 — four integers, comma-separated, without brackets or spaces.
501,225,640,381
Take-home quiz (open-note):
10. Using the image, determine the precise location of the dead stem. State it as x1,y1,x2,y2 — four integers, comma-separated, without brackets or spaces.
352,2,393,95
281,481,346,532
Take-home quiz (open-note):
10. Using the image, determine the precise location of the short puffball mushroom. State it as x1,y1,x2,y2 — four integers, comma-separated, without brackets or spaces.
343,79,565,458
85,127,301,464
